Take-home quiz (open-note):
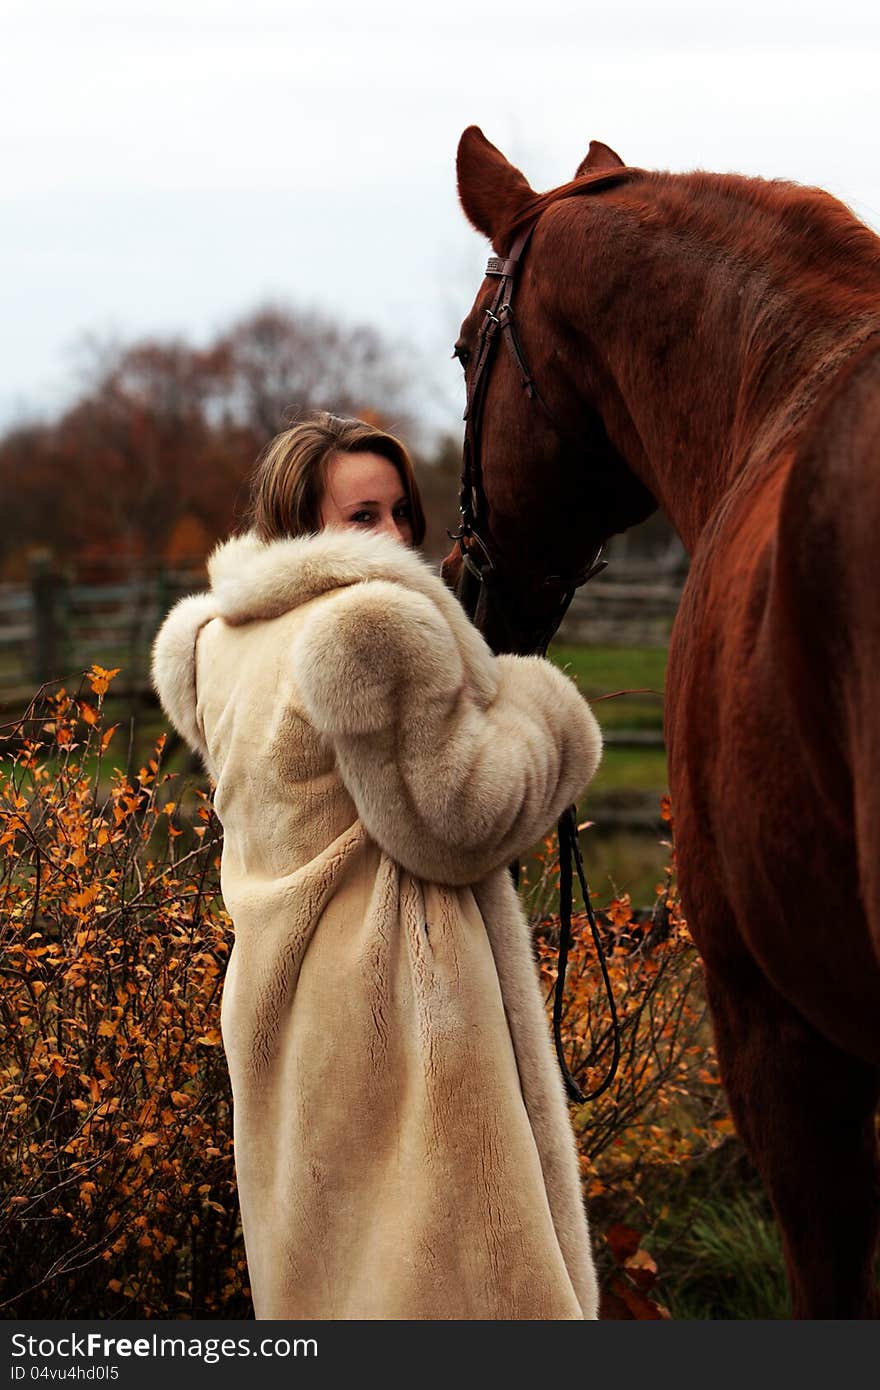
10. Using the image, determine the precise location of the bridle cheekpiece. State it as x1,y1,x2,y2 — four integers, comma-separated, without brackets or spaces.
450,217,607,655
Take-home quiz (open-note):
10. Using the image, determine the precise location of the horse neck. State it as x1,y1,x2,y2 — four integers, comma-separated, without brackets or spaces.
547,178,880,552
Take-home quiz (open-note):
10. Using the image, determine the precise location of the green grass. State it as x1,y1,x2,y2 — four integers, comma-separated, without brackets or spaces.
548,643,667,732
545,643,671,905
668,1196,789,1319
652,1186,789,1320
547,642,670,800
599,1147,792,1320
548,642,668,691
589,746,668,794
587,700,665,732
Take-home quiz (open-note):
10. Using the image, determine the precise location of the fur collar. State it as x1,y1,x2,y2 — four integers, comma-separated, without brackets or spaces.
211,529,447,623
207,528,497,699
152,529,498,760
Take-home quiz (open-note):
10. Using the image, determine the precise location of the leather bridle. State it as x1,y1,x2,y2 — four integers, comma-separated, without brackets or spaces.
450,220,608,656
449,204,622,1105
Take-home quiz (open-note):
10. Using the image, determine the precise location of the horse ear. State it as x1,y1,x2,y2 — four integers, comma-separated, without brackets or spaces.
575,140,625,177
456,125,535,244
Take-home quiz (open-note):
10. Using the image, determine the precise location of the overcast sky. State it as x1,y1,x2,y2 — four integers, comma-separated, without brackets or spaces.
3,0,880,438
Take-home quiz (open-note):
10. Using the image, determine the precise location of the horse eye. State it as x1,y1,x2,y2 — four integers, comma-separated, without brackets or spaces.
452,343,471,370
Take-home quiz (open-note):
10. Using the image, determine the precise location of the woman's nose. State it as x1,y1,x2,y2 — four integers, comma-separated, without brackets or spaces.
376,515,404,541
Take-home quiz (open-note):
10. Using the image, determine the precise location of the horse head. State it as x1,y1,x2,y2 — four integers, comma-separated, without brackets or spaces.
440,126,657,655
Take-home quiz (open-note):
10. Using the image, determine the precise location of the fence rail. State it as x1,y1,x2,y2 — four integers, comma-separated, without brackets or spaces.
557,576,683,647
0,560,205,706
0,555,685,709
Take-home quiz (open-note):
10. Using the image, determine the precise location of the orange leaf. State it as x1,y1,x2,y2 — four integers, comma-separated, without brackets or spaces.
605,1223,642,1265
624,1247,659,1291
89,665,121,697
610,1276,669,1320
712,1116,735,1134
608,894,632,928
71,885,101,912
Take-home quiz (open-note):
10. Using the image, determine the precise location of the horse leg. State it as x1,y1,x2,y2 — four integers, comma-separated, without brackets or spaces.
703,955,879,1319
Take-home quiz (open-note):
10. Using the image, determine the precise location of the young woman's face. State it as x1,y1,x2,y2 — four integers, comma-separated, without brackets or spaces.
319,451,414,546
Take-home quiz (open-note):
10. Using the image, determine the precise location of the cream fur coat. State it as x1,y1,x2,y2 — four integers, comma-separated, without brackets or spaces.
151,526,603,1320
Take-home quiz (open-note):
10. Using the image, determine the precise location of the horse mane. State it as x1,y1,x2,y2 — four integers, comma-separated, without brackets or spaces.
498,168,641,250
498,168,880,298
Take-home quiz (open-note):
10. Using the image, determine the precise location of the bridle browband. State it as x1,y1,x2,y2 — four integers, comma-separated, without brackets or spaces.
450,180,632,1103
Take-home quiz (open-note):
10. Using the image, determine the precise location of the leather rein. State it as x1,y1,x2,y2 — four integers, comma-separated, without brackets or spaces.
450,208,621,1105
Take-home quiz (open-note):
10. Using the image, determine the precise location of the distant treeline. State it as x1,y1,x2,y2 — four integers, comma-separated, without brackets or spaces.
1,303,464,580
2,299,685,582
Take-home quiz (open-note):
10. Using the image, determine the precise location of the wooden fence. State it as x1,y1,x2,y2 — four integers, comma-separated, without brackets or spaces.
0,553,685,711
0,557,205,708
558,574,683,648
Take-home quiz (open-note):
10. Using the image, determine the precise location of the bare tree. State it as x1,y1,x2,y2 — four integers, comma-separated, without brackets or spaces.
219,303,415,442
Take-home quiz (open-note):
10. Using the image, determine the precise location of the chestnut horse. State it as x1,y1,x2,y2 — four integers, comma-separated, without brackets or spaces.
441,126,880,1318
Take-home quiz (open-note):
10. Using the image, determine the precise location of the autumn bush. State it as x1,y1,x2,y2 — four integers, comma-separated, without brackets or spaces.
1,674,727,1318
0,670,246,1318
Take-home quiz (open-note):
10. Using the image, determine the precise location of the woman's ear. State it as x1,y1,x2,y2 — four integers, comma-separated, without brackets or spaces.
456,125,535,245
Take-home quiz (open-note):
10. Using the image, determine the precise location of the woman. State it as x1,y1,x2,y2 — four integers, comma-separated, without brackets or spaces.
151,412,603,1320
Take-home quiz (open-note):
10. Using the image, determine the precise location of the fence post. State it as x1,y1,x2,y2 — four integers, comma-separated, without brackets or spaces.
30,551,64,685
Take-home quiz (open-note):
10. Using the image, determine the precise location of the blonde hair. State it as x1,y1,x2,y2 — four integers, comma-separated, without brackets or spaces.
246,412,426,545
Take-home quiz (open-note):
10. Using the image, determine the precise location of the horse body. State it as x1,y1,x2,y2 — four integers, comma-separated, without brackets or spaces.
669,353,880,1314
447,127,880,1316
673,342,880,1052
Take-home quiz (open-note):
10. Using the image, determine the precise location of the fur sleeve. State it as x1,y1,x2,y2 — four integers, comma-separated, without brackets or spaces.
150,593,217,773
291,580,601,885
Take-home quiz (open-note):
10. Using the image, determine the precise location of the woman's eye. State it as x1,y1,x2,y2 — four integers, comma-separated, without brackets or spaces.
350,511,374,524
393,503,411,520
